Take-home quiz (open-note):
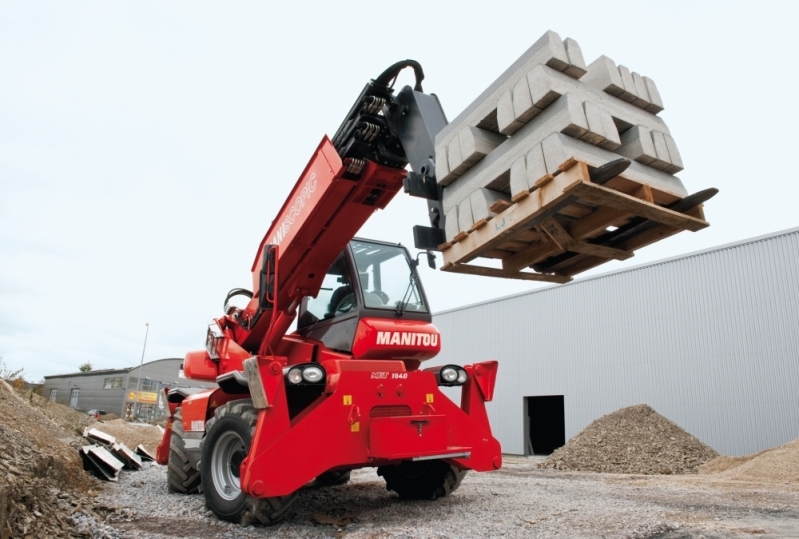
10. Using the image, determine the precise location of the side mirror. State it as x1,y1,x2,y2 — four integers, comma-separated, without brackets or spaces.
426,251,436,269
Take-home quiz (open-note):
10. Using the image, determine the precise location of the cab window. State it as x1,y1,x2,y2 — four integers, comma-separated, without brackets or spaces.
298,252,357,328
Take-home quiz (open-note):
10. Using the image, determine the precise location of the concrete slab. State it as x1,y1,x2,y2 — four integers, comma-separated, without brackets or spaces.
509,156,528,200
445,206,459,242
597,104,621,150
470,187,511,222
513,76,543,124
581,101,608,146
616,125,657,165
643,76,664,114
459,126,506,168
563,38,587,79
581,55,624,97
650,130,673,171
436,145,452,186
525,143,550,191
447,136,466,176
617,65,638,104
457,197,475,236
497,90,526,136
664,133,684,171
632,72,651,109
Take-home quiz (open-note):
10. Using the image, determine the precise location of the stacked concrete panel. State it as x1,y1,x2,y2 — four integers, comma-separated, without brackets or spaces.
438,31,685,237
435,31,711,281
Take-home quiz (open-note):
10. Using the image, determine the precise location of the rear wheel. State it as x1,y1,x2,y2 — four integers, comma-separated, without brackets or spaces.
167,409,201,494
199,399,297,525
377,460,467,500
315,469,351,486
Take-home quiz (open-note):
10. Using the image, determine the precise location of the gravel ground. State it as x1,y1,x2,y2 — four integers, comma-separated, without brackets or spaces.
83,457,799,539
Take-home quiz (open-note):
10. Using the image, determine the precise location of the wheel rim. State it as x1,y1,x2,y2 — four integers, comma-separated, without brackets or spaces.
211,430,247,501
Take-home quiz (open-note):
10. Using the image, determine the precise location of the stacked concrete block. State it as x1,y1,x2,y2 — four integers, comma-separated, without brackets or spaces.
437,31,688,243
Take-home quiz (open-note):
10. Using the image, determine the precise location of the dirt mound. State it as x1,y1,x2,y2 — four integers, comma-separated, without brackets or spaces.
0,379,104,537
92,419,163,454
699,438,799,483
538,404,718,475
18,386,96,438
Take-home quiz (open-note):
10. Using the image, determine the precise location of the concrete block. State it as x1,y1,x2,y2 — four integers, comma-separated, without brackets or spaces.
649,130,673,171
582,55,624,97
470,187,511,222
541,132,570,174
533,132,688,198
445,206,459,242
512,76,543,124
442,92,592,213
597,105,621,150
525,143,549,190
498,90,525,135
523,64,671,136
617,65,638,104
581,101,608,146
542,30,570,72
643,76,664,114
616,125,657,165
435,145,453,185
457,197,474,236
447,136,466,176
632,72,651,109
563,38,587,79
459,126,506,169
663,133,684,171
436,30,572,150
509,156,528,201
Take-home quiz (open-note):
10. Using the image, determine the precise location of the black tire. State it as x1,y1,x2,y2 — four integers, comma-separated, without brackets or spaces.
167,409,201,494
377,460,467,500
315,469,351,486
199,399,297,525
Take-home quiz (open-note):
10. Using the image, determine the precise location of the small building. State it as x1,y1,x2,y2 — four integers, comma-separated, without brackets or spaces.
430,226,799,457
43,358,215,421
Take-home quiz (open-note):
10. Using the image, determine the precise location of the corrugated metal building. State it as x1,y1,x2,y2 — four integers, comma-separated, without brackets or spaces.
43,358,215,420
431,227,799,457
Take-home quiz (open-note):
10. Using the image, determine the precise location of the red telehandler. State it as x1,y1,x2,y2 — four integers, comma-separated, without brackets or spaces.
155,61,503,524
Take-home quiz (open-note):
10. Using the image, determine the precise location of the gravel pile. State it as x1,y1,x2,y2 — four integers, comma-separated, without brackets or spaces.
538,404,718,475
699,437,799,483
0,379,109,538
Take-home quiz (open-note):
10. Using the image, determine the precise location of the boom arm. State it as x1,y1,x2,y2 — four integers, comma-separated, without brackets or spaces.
228,62,449,355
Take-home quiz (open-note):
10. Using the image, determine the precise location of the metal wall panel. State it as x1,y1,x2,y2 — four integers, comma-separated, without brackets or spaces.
432,228,799,457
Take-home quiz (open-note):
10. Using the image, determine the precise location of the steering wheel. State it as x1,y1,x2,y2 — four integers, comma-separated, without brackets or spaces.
335,293,357,314
373,290,389,304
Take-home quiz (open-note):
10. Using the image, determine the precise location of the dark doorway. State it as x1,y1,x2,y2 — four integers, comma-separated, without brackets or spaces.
525,396,565,455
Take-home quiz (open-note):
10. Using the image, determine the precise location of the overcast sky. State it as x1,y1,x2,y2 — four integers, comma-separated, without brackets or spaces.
2,1,798,382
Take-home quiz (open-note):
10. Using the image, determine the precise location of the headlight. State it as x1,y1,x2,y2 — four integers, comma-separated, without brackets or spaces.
287,368,303,385
283,363,326,385
431,364,468,387
302,366,324,383
440,366,458,383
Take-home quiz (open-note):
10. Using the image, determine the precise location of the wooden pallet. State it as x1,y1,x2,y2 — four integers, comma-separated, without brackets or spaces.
439,160,712,283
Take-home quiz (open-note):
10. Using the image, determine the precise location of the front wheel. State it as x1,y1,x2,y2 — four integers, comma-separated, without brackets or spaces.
377,460,467,500
199,400,297,524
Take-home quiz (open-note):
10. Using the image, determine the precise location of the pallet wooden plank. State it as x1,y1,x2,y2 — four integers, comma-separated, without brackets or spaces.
567,206,629,239
567,181,708,231
441,261,571,283
442,163,589,265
